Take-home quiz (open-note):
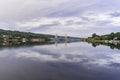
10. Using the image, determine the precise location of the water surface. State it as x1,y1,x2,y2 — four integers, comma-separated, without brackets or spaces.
0,42,120,80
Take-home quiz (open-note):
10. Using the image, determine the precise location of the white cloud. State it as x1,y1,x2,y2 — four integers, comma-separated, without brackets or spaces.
15,18,59,30
0,0,120,37
14,12,120,37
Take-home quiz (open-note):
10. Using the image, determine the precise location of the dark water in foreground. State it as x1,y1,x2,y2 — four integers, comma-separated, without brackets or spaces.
0,42,120,80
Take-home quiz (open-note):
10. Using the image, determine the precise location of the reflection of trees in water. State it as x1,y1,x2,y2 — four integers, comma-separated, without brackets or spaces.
92,42,100,47
0,41,54,49
90,42,120,50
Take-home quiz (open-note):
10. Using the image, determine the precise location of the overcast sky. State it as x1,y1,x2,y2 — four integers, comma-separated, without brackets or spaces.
0,0,120,37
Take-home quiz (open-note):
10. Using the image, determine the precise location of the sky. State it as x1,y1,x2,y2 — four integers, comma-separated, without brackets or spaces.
0,0,120,37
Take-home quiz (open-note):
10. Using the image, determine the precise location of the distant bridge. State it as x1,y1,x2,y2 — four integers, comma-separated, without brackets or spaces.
54,33,85,42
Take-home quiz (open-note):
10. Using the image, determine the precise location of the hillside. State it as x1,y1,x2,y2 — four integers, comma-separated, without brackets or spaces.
0,29,82,42
86,32,120,41
0,29,54,39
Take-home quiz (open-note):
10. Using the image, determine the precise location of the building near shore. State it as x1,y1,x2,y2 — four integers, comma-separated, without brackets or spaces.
31,38,45,42
1,35,9,42
22,38,27,42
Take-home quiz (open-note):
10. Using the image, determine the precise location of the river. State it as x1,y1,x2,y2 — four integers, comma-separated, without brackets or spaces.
0,42,120,80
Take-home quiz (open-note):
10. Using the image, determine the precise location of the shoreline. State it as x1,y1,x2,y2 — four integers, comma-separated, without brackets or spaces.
86,40,120,44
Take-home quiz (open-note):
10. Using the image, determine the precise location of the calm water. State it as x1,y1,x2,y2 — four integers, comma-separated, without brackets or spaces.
0,42,120,80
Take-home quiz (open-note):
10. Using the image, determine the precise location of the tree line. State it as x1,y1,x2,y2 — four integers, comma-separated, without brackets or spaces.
0,29,54,39
86,32,120,41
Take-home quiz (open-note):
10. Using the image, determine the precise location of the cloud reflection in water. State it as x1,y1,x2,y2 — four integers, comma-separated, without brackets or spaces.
11,42,120,70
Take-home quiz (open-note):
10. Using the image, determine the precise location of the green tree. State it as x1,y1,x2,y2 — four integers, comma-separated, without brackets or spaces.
92,33,97,38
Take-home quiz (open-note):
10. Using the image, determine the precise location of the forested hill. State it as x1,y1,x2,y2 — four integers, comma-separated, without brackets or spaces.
0,29,81,39
86,32,120,41
0,29,54,38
